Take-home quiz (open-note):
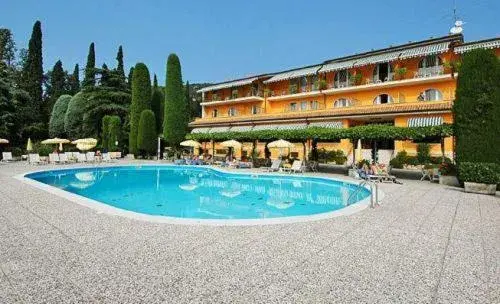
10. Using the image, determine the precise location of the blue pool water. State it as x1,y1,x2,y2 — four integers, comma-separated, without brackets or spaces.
26,166,370,220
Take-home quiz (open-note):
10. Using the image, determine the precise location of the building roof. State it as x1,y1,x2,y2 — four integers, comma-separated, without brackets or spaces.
454,37,500,54
263,65,322,84
197,75,271,93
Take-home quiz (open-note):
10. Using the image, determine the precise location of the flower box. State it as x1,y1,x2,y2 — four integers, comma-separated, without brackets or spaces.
439,175,459,187
464,182,497,195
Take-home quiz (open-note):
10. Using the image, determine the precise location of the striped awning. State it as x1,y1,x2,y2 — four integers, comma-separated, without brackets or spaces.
197,77,259,93
229,125,253,132
308,121,343,129
191,128,211,134
399,42,450,60
318,59,357,73
352,50,402,67
264,65,321,84
209,126,231,133
407,116,443,127
252,123,307,131
454,38,500,54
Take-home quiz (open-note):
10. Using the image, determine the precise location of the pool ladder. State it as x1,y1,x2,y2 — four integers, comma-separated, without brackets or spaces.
347,180,379,208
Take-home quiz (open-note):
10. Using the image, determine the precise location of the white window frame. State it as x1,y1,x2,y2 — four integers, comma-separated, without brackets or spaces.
334,69,349,88
334,98,352,108
373,94,394,105
228,107,237,117
422,89,443,101
310,100,319,110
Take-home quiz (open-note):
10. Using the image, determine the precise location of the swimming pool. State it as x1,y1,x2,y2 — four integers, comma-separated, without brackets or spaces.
24,165,371,224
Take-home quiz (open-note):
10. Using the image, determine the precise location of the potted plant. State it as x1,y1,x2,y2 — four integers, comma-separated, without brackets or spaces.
349,72,363,86
438,159,459,186
394,66,407,80
289,84,298,94
443,60,461,78
459,162,499,195
314,79,328,91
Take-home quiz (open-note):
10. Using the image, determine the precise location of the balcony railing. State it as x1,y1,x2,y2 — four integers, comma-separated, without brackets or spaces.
283,102,326,113
208,90,263,102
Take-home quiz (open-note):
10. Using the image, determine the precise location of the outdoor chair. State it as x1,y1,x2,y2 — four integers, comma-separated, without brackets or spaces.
102,153,112,162
1,152,13,162
58,153,69,163
76,153,87,163
49,153,61,164
261,159,281,172
28,153,44,165
86,152,95,162
281,160,304,174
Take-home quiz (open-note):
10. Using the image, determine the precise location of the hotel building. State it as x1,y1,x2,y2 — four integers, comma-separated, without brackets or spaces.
189,34,500,163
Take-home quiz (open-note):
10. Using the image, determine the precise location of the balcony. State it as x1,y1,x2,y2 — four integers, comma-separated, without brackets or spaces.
267,70,455,101
201,91,264,106
191,100,453,127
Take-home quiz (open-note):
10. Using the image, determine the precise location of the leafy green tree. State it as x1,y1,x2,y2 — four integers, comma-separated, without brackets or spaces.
46,60,67,114
82,42,95,88
68,64,80,94
137,109,156,156
127,67,134,89
129,62,151,154
49,94,72,137
0,62,15,138
22,20,44,133
108,115,121,151
163,54,188,149
151,74,164,134
101,115,112,150
100,63,110,86
454,49,500,165
64,92,87,138
0,28,16,66
116,45,125,79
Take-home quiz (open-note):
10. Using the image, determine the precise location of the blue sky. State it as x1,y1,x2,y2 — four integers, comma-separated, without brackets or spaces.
1,0,499,84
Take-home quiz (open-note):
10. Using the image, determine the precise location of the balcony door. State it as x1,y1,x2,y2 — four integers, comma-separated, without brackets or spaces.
373,63,393,82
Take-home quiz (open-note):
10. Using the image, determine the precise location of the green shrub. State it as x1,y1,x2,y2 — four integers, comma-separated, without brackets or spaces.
458,162,499,184
137,110,156,156
64,92,87,139
10,147,23,157
390,150,409,169
31,142,53,156
108,116,121,152
49,94,72,137
416,143,431,164
439,158,457,176
312,148,347,164
454,49,500,165
101,115,112,150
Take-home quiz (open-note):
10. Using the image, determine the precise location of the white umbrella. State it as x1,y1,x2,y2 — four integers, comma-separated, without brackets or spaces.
221,140,242,159
180,140,202,148
0,138,9,144
267,139,294,158
42,138,70,151
72,138,98,151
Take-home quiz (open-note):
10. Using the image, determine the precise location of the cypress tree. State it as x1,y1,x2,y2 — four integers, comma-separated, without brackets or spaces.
22,20,44,124
163,53,188,149
185,81,191,120
101,63,110,86
68,64,80,94
83,42,95,88
129,62,151,155
137,109,157,156
454,49,500,165
116,45,125,79
127,67,134,89
151,74,164,134
64,92,87,139
108,116,121,151
101,115,112,150
47,60,66,113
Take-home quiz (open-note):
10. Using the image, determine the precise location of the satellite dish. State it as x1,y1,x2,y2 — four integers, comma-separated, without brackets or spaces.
450,20,464,34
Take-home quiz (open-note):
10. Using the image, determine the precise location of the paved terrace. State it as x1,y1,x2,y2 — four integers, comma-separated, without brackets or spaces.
0,161,498,303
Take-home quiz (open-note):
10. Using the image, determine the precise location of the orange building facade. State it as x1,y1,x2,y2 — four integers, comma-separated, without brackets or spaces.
189,35,500,163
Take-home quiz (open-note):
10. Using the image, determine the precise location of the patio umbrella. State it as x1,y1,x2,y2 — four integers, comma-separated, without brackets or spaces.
267,139,294,157
26,138,33,152
180,140,201,155
0,138,9,144
42,138,70,151
72,138,98,151
221,140,242,159
355,139,362,164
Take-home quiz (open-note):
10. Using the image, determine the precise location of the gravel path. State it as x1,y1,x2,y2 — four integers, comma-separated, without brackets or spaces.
0,161,498,303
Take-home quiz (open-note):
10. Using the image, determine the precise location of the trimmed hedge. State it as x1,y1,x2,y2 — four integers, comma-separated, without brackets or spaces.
458,162,499,184
187,124,453,142
64,92,87,139
129,63,151,155
137,110,156,155
49,94,72,137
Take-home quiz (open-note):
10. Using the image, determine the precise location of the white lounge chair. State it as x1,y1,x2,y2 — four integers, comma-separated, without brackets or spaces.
59,153,69,163
261,159,281,172
86,152,95,162
49,153,61,164
1,152,13,162
281,160,304,174
64,152,76,162
76,153,87,162
28,153,44,165
102,153,112,162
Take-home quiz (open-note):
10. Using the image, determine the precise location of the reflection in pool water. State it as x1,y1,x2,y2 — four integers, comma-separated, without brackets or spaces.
25,166,370,220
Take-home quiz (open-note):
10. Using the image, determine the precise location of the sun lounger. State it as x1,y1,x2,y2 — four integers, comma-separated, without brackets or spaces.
1,152,13,162
76,153,87,162
49,153,61,164
261,159,281,172
238,161,253,169
28,153,45,165
102,153,112,162
86,152,95,162
281,160,303,174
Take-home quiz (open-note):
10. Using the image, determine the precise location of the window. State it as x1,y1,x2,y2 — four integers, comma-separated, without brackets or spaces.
311,100,319,110
373,63,393,82
418,89,443,101
300,76,308,92
251,105,259,115
212,109,218,117
419,55,442,68
373,94,393,105
289,102,297,111
228,107,237,116
231,89,238,99
334,69,349,88
334,98,352,108
212,93,219,101
300,101,308,111
311,75,318,90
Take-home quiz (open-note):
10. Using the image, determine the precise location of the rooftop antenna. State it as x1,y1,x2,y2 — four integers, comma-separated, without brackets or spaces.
450,0,464,34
